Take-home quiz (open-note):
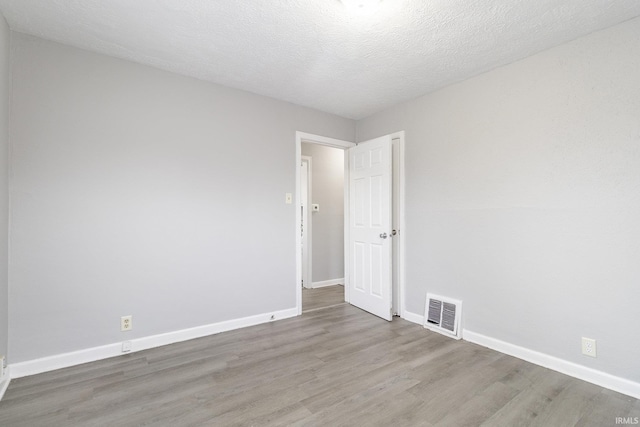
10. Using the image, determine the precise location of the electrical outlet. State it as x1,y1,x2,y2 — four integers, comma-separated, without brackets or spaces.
122,341,132,353
121,315,133,332
582,337,597,358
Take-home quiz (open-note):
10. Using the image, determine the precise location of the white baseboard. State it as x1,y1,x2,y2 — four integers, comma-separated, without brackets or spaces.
9,307,638,401
463,330,640,400
311,278,344,288
0,367,10,401
9,307,298,379
402,310,424,325
401,310,639,399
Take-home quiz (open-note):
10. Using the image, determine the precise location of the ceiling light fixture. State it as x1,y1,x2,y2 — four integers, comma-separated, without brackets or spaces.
340,0,382,14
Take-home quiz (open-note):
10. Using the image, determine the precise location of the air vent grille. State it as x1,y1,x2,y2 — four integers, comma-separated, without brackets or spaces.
427,298,442,325
424,294,462,339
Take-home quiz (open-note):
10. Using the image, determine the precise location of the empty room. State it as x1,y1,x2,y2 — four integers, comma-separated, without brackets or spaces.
0,0,639,426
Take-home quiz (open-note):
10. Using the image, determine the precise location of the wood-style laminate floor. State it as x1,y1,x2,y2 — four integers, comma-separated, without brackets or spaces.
1,304,637,426
302,285,345,312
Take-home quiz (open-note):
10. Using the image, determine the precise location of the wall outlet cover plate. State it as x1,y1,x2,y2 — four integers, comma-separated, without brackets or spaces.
581,337,597,358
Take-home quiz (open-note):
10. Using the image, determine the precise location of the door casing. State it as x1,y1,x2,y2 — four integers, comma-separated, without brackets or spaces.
300,156,312,289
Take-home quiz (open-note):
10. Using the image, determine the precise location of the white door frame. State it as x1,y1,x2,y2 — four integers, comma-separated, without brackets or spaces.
391,134,406,318
300,155,312,289
295,131,406,318
391,137,405,319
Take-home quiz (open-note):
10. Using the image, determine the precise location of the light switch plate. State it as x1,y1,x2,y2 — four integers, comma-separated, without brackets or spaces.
285,193,292,204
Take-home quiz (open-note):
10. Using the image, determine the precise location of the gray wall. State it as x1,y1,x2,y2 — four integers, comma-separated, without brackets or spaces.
0,14,9,363
9,33,355,363
357,17,640,382
301,143,344,283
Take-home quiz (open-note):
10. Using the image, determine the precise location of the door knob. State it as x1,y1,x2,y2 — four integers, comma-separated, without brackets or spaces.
379,233,388,239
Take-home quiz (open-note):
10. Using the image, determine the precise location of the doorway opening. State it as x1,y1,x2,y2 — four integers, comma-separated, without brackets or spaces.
295,131,405,320
300,144,346,312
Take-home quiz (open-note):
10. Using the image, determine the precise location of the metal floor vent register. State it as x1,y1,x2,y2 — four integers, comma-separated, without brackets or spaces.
424,293,462,340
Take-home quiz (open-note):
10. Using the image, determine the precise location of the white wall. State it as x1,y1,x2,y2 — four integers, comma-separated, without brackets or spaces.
357,17,640,382
0,14,9,362
9,33,355,363
301,143,344,283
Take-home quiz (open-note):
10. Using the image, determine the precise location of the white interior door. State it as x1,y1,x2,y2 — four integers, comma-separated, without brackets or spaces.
348,135,392,321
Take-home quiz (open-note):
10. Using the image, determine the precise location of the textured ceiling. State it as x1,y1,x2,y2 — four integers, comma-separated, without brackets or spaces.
1,0,639,119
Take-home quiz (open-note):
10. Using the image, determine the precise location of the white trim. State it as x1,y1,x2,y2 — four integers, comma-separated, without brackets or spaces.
297,132,355,149
311,278,344,288
401,310,640,399
390,131,406,318
343,150,350,304
296,134,302,314
402,310,425,325
0,368,10,401
464,330,640,400
9,307,298,379
295,132,355,315
301,156,313,289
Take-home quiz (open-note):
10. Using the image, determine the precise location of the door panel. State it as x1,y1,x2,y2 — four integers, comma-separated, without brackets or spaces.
348,135,392,321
